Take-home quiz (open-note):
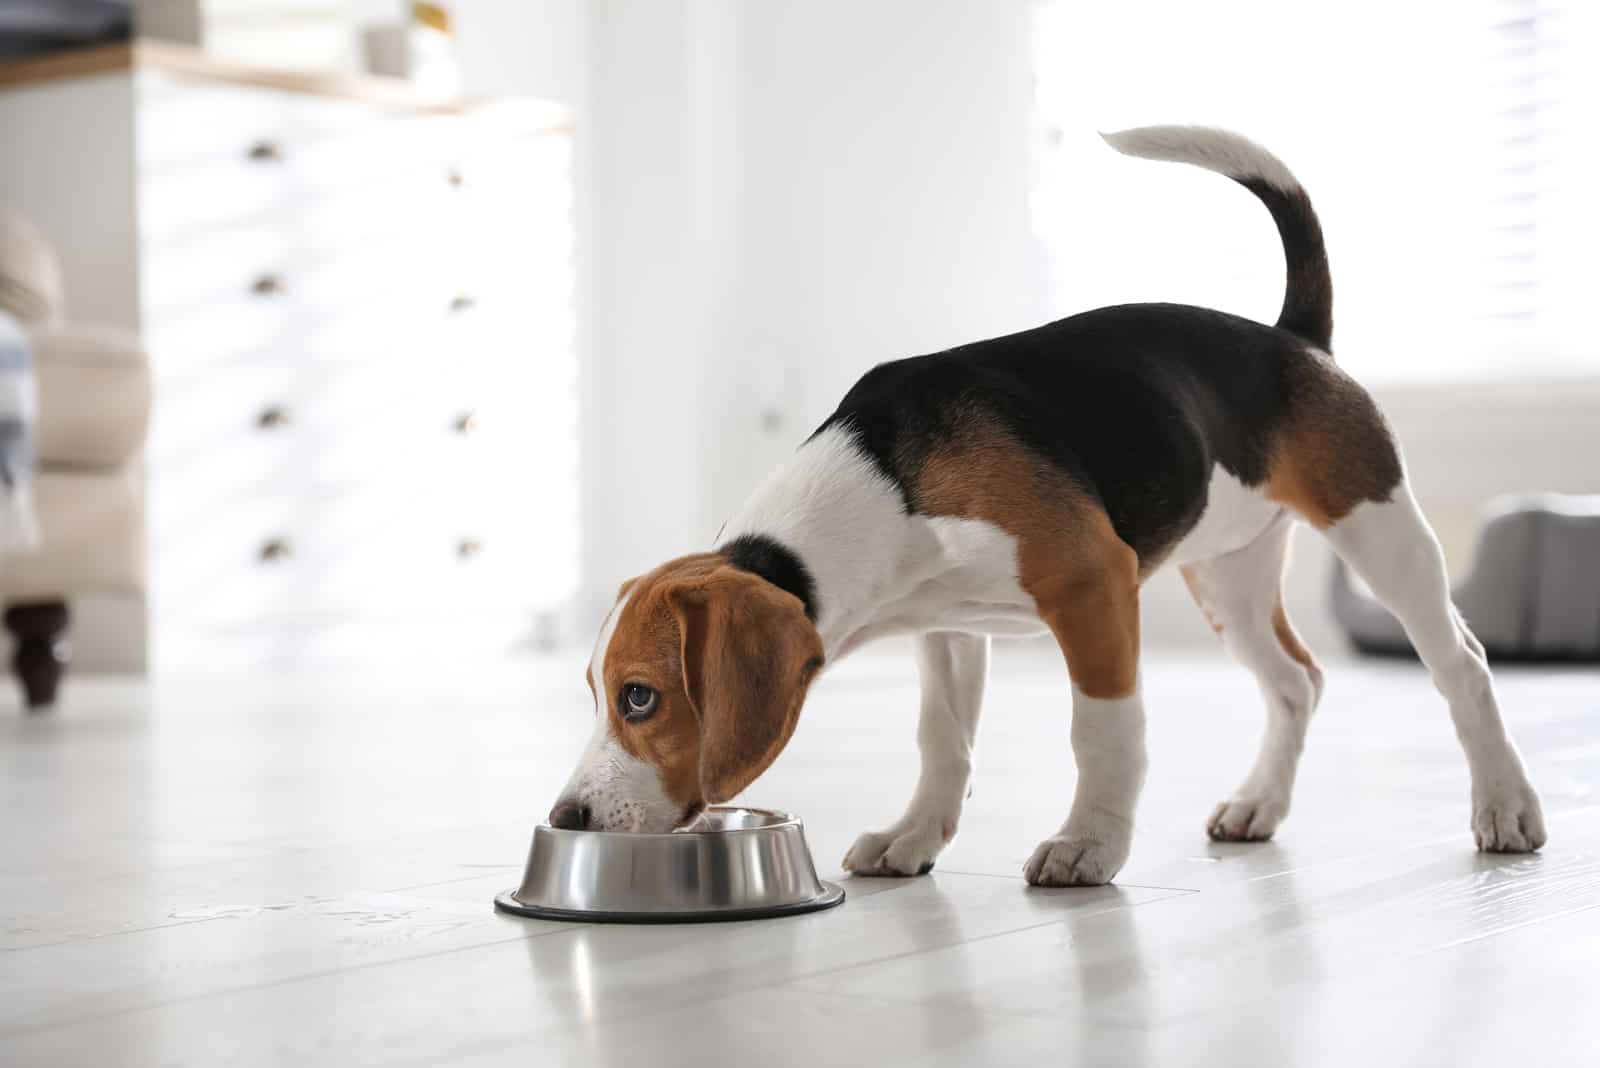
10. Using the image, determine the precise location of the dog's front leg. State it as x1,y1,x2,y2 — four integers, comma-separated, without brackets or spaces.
1024,686,1147,886
843,631,988,876
1022,539,1146,887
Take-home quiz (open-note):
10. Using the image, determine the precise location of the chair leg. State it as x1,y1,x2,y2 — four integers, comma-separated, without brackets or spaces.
4,600,70,709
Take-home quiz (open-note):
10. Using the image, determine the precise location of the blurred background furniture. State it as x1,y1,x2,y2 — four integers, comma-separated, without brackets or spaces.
0,1,131,62
0,42,576,672
0,210,150,707
1334,493,1600,662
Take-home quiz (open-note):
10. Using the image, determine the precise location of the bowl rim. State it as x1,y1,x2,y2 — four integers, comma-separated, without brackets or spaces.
534,805,801,841
495,883,845,924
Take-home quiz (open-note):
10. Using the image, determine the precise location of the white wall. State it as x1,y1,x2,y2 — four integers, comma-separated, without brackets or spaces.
453,0,1050,626
579,0,755,617
738,0,1052,504
451,0,587,104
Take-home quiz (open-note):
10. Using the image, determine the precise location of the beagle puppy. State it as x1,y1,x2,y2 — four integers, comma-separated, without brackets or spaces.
551,126,1546,887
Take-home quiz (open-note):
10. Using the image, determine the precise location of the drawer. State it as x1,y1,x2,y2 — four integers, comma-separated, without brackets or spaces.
155,612,570,669
148,423,561,519
137,73,572,244
151,490,579,626
141,215,574,373
140,186,474,309
140,148,473,256
138,129,573,368
146,287,573,386
147,353,552,491
138,73,467,239
141,237,477,370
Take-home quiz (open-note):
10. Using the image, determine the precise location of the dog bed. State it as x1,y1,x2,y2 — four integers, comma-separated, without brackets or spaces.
1333,493,1600,661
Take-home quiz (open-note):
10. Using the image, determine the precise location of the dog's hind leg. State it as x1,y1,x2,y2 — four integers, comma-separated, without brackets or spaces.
843,630,989,876
1182,513,1323,842
1320,482,1545,852
1262,354,1543,851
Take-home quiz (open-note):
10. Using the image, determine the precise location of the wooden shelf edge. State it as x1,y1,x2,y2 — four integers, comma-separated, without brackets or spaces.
0,39,572,128
0,40,134,88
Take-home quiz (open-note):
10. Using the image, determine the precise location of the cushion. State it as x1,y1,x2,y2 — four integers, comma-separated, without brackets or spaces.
0,211,65,326
32,323,150,468
0,468,144,598
1333,493,1600,660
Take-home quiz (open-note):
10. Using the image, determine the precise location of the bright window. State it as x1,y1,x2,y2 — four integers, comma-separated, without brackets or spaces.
1031,0,1600,382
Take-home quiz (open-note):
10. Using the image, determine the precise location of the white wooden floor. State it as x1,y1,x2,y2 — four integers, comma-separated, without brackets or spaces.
2,643,1598,1066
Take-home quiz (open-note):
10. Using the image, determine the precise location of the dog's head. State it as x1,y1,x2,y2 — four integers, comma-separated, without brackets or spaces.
549,554,824,832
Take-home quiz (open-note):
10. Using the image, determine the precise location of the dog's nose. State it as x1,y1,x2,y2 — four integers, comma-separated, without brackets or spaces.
548,799,592,830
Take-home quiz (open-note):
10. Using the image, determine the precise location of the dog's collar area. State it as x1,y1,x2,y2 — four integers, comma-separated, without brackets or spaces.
720,533,818,620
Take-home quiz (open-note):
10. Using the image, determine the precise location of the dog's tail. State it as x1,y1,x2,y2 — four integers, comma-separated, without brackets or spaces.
1101,126,1333,352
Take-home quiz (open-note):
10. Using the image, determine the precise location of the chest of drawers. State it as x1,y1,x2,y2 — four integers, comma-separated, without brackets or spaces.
1,44,577,668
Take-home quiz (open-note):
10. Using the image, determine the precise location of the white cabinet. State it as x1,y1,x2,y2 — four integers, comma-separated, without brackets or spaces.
0,45,578,668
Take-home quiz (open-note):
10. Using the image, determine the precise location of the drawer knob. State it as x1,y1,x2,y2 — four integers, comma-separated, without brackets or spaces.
257,406,291,430
456,538,482,559
446,167,465,187
259,538,293,563
452,412,478,435
247,140,284,163
448,293,476,314
252,274,286,297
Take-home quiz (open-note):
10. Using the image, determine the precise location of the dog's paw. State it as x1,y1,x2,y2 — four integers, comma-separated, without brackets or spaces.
1473,782,1547,853
1206,795,1288,842
842,820,951,877
1023,834,1127,887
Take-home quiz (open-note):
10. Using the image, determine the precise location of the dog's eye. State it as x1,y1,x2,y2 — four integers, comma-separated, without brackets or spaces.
620,683,659,721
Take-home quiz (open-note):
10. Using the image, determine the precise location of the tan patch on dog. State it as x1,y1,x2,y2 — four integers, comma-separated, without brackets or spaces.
1272,597,1317,673
596,554,823,810
672,569,824,802
1266,354,1403,528
913,414,1140,699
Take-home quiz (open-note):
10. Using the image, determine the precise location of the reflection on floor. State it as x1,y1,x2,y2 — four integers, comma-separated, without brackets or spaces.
2,642,1597,1066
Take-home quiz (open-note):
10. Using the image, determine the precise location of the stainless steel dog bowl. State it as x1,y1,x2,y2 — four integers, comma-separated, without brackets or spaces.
494,806,844,923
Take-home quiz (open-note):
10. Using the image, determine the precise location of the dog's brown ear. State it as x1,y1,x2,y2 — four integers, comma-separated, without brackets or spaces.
670,567,824,804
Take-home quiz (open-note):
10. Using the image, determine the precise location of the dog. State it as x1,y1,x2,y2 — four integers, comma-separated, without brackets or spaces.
549,126,1547,887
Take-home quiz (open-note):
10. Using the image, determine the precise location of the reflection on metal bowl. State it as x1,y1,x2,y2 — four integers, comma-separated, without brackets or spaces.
494,807,844,923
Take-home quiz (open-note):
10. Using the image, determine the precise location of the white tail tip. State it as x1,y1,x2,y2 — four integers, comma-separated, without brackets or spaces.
1100,125,1300,193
